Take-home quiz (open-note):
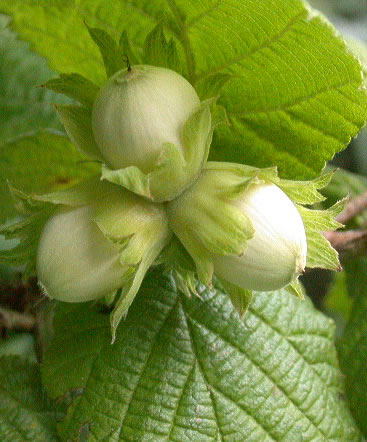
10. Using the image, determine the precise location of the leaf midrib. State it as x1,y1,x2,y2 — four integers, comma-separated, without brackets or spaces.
185,305,331,440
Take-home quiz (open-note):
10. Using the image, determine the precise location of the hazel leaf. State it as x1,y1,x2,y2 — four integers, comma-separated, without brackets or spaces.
0,356,62,441
42,73,100,108
143,23,181,73
0,130,97,222
41,270,361,441
55,104,104,161
85,23,123,79
2,1,366,178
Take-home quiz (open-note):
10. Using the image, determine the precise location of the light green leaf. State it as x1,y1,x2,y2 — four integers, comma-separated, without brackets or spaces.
42,73,99,108
55,104,104,160
143,23,181,72
42,270,361,441
277,172,334,205
159,236,198,297
297,203,344,270
285,279,305,300
35,175,114,207
218,277,253,318
0,356,61,442
0,131,97,222
207,6,367,179
85,23,126,78
195,72,235,101
1,1,366,178
167,165,256,260
119,30,141,66
338,258,367,438
0,14,67,144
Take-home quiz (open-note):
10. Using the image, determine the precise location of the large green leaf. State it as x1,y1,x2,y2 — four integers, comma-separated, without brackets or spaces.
42,270,360,441
0,15,68,145
0,355,61,441
338,258,367,438
0,131,97,222
0,0,366,179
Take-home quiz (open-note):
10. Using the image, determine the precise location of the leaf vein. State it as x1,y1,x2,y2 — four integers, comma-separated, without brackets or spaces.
187,310,330,439
186,1,223,29
184,307,277,441
116,297,179,440
196,10,306,81
229,81,361,118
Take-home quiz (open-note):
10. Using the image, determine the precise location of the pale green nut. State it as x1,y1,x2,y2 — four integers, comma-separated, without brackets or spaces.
36,178,171,304
37,205,125,302
167,165,307,292
214,182,307,291
92,65,200,173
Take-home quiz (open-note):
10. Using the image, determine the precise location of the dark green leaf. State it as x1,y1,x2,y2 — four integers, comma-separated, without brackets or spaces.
0,131,97,222
42,270,360,441
338,258,367,438
0,356,61,441
0,15,67,144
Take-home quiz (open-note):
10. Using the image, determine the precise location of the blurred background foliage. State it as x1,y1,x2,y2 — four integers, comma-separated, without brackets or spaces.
1,0,367,358
0,15,69,145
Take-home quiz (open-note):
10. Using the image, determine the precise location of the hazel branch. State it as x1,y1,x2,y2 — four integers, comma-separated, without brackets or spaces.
336,190,367,224
324,230,367,255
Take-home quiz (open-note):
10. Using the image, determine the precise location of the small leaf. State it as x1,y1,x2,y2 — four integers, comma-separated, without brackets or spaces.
42,270,361,441
85,23,124,78
143,23,181,72
285,279,305,300
195,73,235,100
35,176,114,207
119,30,140,66
55,104,104,161
0,356,61,441
42,73,99,108
297,203,344,271
218,277,252,318
278,172,334,205
160,236,198,297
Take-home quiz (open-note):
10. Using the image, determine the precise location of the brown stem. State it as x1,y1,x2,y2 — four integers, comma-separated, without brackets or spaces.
0,307,36,331
324,230,367,258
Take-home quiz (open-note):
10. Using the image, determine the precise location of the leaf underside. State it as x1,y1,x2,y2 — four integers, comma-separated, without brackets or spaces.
41,270,360,441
